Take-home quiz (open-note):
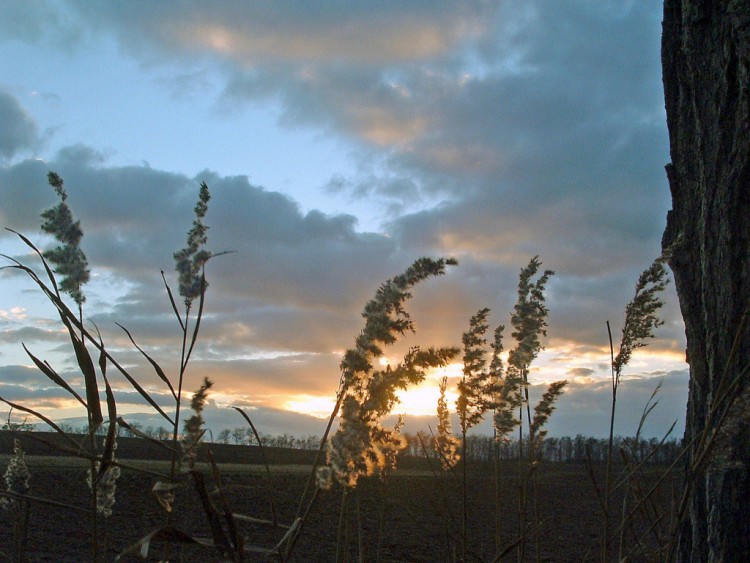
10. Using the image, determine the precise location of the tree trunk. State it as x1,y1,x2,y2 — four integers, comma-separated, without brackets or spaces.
661,1,750,561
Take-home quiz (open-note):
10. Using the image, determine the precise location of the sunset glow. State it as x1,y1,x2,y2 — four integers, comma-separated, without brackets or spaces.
394,382,460,418
284,395,337,419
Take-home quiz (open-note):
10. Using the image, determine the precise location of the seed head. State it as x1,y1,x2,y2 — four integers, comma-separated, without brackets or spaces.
435,376,460,470
40,172,90,307
86,438,120,518
174,182,212,307
1,439,30,511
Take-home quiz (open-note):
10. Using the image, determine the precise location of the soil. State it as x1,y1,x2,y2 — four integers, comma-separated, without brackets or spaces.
0,455,676,562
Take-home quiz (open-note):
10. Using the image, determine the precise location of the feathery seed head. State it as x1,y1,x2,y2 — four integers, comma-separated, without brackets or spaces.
40,172,90,307
328,258,458,487
530,380,568,448
174,182,212,307
1,439,30,511
436,376,461,470
508,257,553,375
182,377,213,468
86,437,120,518
316,466,334,491
613,257,668,376
457,309,505,432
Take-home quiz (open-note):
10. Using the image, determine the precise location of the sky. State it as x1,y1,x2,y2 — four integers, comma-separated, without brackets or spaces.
0,1,688,440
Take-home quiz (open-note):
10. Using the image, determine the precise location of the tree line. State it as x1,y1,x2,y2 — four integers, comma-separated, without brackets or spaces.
2,421,681,464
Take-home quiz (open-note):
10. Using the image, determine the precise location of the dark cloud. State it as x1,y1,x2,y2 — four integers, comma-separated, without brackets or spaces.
0,365,41,386
567,367,596,378
0,91,39,160
0,326,66,345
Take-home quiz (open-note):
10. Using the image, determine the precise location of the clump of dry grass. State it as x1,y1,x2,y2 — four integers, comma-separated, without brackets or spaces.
182,376,214,469
0,173,237,560
598,256,669,561
326,258,459,488
455,307,504,560
425,257,568,562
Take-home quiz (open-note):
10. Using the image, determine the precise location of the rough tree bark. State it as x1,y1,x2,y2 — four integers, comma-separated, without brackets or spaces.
661,1,749,561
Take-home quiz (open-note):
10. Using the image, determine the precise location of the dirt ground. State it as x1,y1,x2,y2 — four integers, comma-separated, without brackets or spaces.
0,457,677,562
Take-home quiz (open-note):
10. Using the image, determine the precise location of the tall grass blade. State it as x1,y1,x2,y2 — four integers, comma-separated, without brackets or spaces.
206,452,243,554
161,270,185,331
95,372,118,484
21,344,86,408
0,398,88,454
0,490,88,513
182,272,207,368
3,232,104,431
191,470,231,556
105,357,173,424
116,417,176,453
116,322,177,400
12,431,94,460
6,251,157,428
115,526,216,560
233,406,279,525
4,229,61,295
66,327,103,433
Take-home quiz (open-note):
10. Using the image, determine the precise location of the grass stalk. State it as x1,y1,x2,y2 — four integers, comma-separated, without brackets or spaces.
335,488,349,563
602,320,616,561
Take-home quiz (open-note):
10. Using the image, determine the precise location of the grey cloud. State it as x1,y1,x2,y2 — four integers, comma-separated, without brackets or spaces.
567,367,596,377
0,2,82,46
52,403,336,439
0,91,39,160
0,326,66,345
6,1,671,281
66,1,493,65
1,151,417,363
0,365,41,386
452,369,689,439
551,370,688,438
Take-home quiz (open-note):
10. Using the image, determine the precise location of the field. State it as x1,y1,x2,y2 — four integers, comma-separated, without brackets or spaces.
0,435,677,562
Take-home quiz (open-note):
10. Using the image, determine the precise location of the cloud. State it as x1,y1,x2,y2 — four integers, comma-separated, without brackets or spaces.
44,403,336,439
0,2,81,46
0,326,66,345
0,91,39,160
64,1,491,65
0,151,425,400
567,367,596,378
550,369,689,438
424,369,689,439
0,2,689,437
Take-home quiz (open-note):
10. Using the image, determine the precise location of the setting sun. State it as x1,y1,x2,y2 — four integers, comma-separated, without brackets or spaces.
394,382,458,417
